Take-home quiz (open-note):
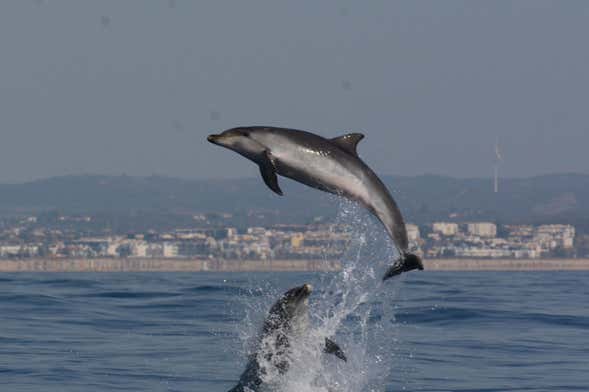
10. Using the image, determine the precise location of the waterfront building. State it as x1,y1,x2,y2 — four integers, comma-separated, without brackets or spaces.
406,224,421,242
432,222,459,236
466,222,497,238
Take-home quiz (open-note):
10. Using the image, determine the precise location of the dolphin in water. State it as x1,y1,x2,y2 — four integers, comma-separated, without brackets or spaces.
207,126,423,279
228,284,346,392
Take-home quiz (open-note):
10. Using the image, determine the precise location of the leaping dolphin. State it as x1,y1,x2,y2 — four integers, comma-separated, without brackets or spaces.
207,126,423,279
228,284,346,392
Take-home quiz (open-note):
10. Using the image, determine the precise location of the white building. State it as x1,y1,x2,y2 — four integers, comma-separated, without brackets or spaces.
247,227,266,235
406,224,421,242
432,222,459,236
130,241,148,257
162,242,179,258
0,245,22,257
466,222,497,238
0,245,39,257
454,247,511,258
175,231,207,240
535,224,575,249
505,225,534,238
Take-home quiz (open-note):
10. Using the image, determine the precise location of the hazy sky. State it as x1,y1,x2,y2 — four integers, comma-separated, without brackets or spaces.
1,1,588,183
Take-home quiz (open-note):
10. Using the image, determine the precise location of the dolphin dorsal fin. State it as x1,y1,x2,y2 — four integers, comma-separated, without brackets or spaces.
330,133,364,156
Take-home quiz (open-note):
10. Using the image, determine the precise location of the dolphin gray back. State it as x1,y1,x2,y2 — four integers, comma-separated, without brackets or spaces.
263,127,409,251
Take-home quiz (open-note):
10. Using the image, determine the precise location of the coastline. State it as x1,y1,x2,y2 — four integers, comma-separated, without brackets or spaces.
424,258,589,271
1,258,589,272
0,258,342,273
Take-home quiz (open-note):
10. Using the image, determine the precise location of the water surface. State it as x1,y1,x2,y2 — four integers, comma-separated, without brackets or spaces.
0,271,587,391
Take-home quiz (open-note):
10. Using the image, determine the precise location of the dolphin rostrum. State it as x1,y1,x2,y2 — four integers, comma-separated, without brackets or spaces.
228,284,346,392
208,126,423,279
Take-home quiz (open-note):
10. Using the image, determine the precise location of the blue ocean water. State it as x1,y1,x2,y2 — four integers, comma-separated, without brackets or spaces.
0,271,587,392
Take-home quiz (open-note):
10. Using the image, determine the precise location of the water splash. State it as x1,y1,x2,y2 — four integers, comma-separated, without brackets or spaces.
236,198,405,392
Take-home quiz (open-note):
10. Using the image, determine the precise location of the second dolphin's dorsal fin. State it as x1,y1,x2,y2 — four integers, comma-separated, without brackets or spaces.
330,133,365,156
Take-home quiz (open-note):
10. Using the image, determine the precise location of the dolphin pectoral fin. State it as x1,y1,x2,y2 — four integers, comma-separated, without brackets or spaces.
259,152,283,196
324,337,347,362
260,165,283,195
330,133,365,156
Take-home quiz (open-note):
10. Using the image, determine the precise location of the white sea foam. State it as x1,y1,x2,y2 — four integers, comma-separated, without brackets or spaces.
238,198,404,392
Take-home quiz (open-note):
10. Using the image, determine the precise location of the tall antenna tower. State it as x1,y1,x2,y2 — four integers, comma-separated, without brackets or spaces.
494,140,503,193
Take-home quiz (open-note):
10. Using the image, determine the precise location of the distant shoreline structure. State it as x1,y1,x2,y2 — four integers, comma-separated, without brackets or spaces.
0,258,341,273
1,258,589,272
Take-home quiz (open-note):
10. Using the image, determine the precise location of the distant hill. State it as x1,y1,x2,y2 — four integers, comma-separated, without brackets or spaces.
1,174,588,231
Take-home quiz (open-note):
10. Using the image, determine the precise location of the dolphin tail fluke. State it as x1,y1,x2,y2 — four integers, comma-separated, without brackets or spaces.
382,253,424,281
